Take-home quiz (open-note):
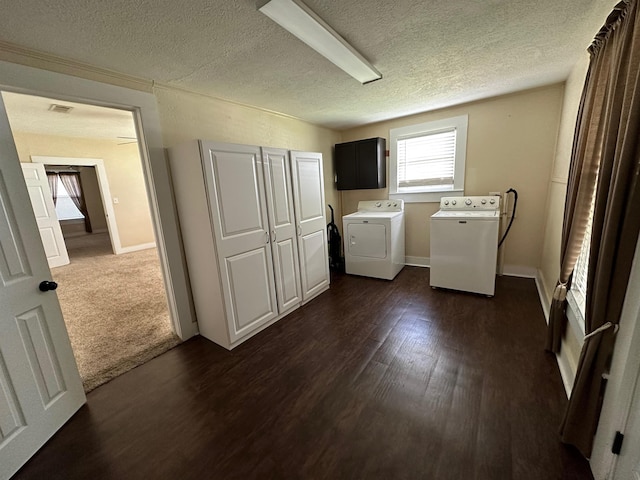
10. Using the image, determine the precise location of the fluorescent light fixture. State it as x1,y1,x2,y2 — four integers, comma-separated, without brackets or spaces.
258,0,382,84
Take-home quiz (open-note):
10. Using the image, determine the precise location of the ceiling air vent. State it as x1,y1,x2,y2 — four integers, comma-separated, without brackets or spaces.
48,104,73,114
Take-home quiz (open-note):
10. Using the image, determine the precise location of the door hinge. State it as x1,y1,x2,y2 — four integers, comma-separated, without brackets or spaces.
612,431,624,455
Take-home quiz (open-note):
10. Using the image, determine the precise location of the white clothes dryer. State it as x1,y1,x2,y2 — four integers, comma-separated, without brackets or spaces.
343,200,405,280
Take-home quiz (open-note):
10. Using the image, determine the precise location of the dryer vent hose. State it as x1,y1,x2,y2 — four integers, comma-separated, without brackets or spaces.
498,188,518,248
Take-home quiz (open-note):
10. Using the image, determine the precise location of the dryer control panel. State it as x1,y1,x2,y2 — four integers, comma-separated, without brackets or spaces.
357,199,404,212
439,196,500,211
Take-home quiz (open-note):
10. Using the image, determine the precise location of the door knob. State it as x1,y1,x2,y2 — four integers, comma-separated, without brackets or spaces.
39,281,58,292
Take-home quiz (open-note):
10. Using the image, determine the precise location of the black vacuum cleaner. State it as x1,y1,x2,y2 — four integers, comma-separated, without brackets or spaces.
327,205,344,272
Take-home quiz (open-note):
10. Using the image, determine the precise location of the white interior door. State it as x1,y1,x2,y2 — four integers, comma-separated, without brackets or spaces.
289,150,330,302
0,95,85,480
613,375,640,479
262,147,302,313
20,163,69,268
200,141,278,343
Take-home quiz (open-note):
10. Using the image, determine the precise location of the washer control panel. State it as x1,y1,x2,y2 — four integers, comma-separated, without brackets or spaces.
440,196,500,211
357,199,405,212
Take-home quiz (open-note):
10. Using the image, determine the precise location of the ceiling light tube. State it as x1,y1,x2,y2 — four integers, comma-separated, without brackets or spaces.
258,0,382,84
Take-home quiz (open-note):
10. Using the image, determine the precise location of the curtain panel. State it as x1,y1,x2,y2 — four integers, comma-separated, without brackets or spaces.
557,0,640,457
46,172,58,206
544,13,613,354
59,172,92,233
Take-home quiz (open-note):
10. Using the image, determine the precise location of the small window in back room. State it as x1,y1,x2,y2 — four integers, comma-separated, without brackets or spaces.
389,115,468,203
55,176,84,220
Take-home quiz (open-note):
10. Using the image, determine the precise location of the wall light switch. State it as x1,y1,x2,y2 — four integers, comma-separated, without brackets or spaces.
113,197,119,204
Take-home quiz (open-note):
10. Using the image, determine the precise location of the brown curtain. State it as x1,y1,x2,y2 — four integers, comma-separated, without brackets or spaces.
59,172,92,233
544,10,616,353
558,0,640,457
47,172,59,206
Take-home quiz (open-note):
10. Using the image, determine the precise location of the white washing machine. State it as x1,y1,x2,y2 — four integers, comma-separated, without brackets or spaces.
343,200,405,280
430,196,500,296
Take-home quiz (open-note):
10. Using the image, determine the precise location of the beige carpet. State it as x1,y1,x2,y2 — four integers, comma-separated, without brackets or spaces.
52,233,181,392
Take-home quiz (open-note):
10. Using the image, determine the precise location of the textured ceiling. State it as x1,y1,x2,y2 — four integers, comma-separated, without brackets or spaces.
0,0,617,130
2,92,137,141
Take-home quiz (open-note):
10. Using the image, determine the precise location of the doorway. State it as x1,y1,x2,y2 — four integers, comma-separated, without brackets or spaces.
3,91,180,392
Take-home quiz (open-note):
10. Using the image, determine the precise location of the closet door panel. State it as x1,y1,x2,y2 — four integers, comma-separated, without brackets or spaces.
225,247,277,338
300,229,328,293
275,238,300,311
262,147,302,313
201,141,278,342
290,151,330,301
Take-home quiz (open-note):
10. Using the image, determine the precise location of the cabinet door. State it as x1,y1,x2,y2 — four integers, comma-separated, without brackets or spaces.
261,147,302,313
200,141,278,343
290,151,330,301
356,138,385,188
335,142,357,190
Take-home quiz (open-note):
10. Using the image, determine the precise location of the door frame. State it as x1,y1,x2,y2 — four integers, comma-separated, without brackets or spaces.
30,156,146,255
0,59,197,340
590,236,640,478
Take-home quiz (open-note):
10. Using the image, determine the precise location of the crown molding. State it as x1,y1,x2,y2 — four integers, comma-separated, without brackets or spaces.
0,40,153,93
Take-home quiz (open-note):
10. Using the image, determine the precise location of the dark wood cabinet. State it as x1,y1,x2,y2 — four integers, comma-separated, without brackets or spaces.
335,137,386,190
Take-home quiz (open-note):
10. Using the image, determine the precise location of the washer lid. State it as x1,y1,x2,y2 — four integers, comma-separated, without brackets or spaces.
343,210,404,220
431,210,499,219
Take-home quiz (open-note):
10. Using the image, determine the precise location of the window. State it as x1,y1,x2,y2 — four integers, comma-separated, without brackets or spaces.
567,180,597,331
389,115,468,203
55,177,84,220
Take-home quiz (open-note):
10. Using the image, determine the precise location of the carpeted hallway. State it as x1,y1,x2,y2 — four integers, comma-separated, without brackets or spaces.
52,233,180,392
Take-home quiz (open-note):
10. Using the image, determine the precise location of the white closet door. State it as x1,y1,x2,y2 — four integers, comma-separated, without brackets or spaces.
261,147,302,313
290,150,330,302
200,141,278,343
20,163,69,268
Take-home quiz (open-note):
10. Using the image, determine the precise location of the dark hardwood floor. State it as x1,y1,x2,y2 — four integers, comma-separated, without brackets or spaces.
14,267,592,480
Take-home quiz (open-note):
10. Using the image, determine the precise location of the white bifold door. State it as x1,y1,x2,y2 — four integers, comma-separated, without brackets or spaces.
200,142,310,344
290,150,330,301
201,142,279,343
0,96,85,480
20,163,70,269
262,147,303,313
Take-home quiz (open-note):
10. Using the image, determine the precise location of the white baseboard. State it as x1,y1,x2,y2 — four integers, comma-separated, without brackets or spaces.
556,350,574,398
501,264,537,278
402,257,537,281
535,269,551,322
405,256,429,267
63,228,109,238
535,268,573,398
116,242,156,254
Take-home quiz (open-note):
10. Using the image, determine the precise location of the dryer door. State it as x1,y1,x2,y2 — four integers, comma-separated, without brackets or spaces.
347,223,387,258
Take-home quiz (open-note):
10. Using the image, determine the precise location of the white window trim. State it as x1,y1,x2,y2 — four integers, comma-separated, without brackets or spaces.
389,114,468,203
566,289,586,344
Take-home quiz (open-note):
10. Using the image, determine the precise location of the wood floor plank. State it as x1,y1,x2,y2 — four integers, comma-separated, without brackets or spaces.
12,268,593,480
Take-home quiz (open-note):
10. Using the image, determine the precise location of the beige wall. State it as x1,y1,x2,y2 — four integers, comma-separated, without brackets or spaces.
12,132,154,248
154,86,342,222
340,84,565,272
79,166,108,232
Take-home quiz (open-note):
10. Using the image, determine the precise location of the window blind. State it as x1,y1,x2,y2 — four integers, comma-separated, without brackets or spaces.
397,128,456,188
572,186,597,313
